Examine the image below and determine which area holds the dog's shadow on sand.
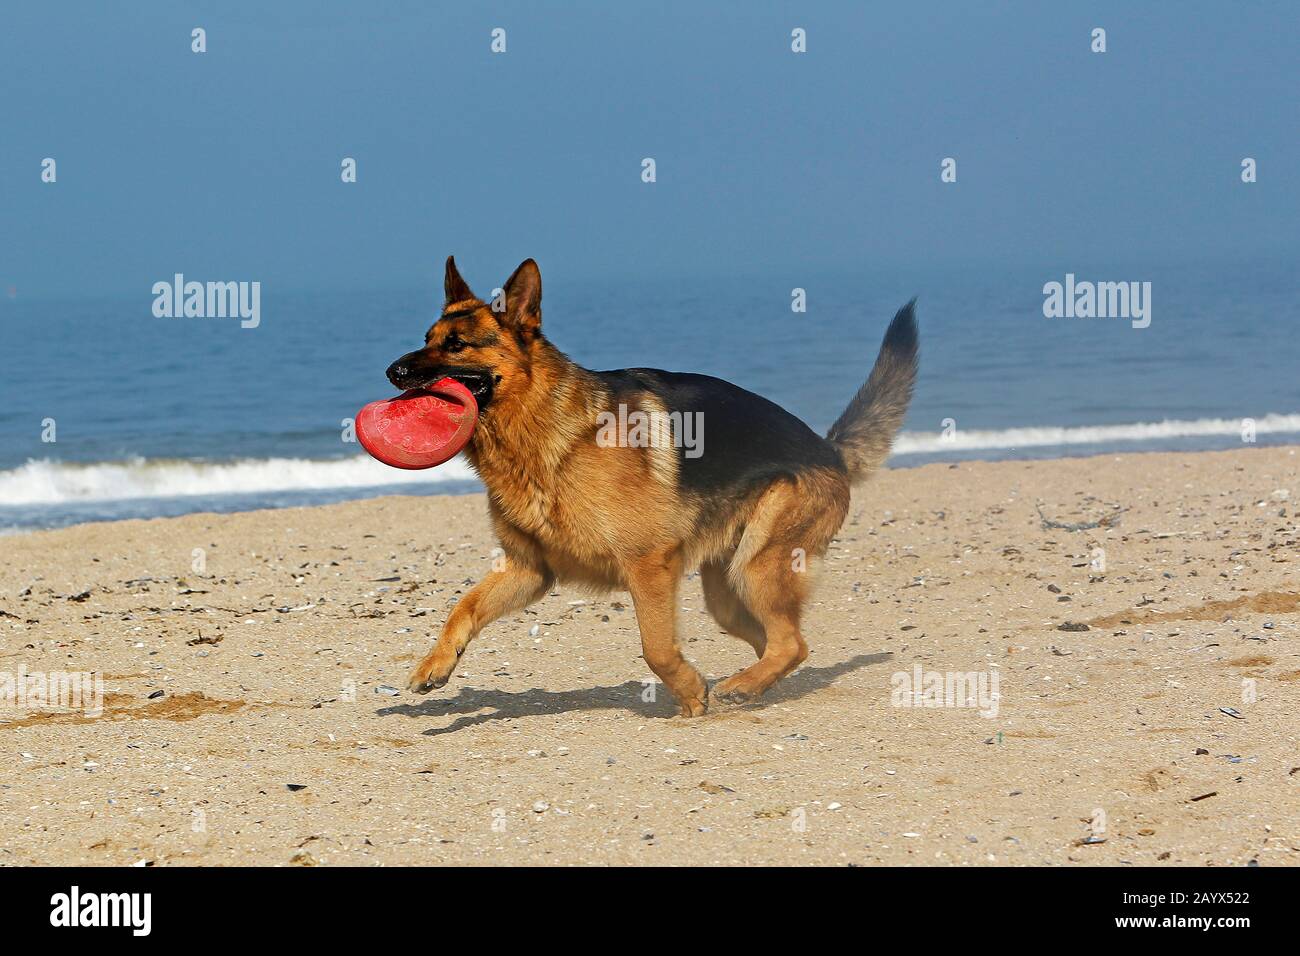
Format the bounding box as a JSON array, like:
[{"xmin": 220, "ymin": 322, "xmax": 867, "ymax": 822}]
[{"xmin": 377, "ymin": 652, "xmax": 892, "ymax": 736}]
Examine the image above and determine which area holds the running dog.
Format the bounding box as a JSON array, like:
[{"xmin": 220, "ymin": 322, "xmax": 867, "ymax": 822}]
[{"xmin": 387, "ymin": 257, "xmax": 917, "ymax": 715}]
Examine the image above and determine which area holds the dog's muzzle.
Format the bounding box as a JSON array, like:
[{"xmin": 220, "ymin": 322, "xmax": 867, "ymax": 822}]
[{"xmin": 386, "ymin": 353, "xmax": 495, "ymax": 407}]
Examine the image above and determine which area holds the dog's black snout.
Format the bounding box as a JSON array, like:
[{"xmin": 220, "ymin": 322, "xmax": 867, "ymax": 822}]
[{"xmin": 386, "ymin": 360, "xmax": 412, "ymax": 388}]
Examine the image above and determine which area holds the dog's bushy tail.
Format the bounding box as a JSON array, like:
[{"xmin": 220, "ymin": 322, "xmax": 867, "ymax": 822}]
[{"xmin": 826, "ymin": 300, "xmax": 919, "ymax": 484}]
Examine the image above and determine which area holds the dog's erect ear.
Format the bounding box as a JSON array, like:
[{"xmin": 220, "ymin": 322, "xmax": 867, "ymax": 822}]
[
  {"xmin": 501, "ymin": 258, "xmax": 542, "ymax": 339},
  {"xmin": 444, "ymin": 256, "xmax": 476, "ymax": 305}
]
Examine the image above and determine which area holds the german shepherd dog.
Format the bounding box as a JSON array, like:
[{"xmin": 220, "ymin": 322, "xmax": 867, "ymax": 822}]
[{"xmin": 387, "ymin": 258, "xmax": 918, "ymax": 715}]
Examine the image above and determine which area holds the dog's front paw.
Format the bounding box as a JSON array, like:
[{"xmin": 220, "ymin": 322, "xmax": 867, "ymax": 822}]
[
  {"xmin": 407, "ymin": 656, "xmax": 454, "ymax": 695},
  {"xmin": 406, "ymin": 674, "xmax": 446, "ymax": 695}
]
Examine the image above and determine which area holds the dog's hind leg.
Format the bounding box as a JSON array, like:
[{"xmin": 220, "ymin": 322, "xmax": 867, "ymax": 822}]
[
  {"xmin": 407, "ymin": 559, "xmax": 553, "ymax": 694},
  {"xmin": 625, "ymin": 547, "xmax": 709, "ymax": 716},
  {"xmin": 713, "ymin": 474, "xmax": 847, "ymax": 704},
  {"xmin": 700, "ymin": 559, "xmax": 766, "ymax": 659},
  {"xmin": 712, "ymin": 547, "xmax": 808, "ymax": 704}
]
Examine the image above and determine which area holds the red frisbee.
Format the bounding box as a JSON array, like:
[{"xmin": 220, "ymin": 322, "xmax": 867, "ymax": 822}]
[{"xmin": 356, "ymin": 377, "xmax": 478, "ymax": 470}]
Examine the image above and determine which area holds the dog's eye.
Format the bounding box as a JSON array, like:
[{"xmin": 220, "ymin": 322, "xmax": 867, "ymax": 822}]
[{"xmin": 443, "ymin": 334, "xmax": 467, "ymax": 353}]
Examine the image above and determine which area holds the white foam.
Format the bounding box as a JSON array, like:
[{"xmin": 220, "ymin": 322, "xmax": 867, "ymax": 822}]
[
  {"xmin": 891, "ymin": 412, "xmax": 1300, "ymax": 455},
  {"xmin": 3, "ymin": 413, "xmax": 1299, "ymax": 508},
  {"xmin": 0, "ymin": 455, "xmax": 476, "ymax": 506}
]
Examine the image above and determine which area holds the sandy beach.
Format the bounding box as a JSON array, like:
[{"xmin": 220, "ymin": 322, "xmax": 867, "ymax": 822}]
[{"xmin": 2, "ymin": 446, "xmax": 1298, "ymax": 867}]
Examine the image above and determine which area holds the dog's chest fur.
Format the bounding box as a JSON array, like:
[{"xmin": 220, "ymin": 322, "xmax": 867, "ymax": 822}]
[{"xmin": 465, "ymin": 368, "xmax": 684, "ymax": 579}]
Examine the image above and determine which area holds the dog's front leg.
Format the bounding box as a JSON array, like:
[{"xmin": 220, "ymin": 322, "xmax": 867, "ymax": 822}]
[
  {"xmin": 407, "ymin": 560, "xmax": 552, "ymax": 694},
  {"xmin": 625, "ymin": 549, "xmax": 709, "ymax": 717}
]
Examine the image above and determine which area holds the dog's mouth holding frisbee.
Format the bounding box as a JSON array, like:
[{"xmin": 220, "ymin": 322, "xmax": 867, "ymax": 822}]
[
  {"xmin": 356, "ymin": 367, "xmax": 488, "ymax": 471},
  {"xmin": 403, "ymin": 370, "xmax": 493, "ymax": 407},
  {"xmin": 385, "ymin": 359, "xmax": 496, "ymax": 407}
]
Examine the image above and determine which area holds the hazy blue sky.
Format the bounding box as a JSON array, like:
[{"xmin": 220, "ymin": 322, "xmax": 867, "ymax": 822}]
[{"xmin": 2, "ymin": 1, "xmax": 1296, "ymax": 298}]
